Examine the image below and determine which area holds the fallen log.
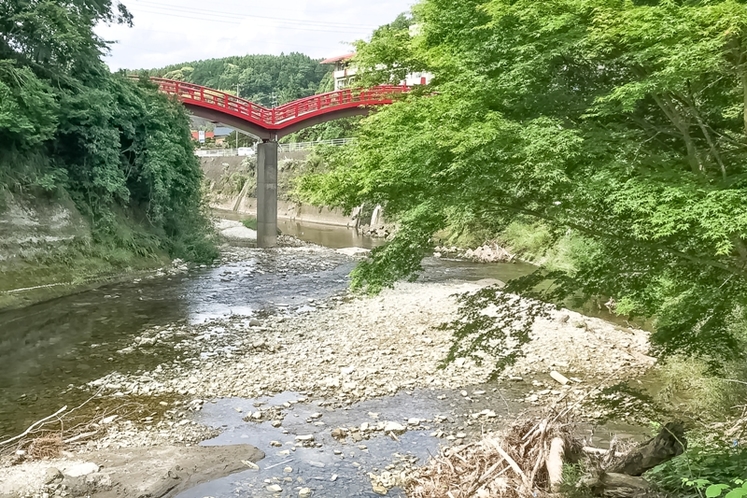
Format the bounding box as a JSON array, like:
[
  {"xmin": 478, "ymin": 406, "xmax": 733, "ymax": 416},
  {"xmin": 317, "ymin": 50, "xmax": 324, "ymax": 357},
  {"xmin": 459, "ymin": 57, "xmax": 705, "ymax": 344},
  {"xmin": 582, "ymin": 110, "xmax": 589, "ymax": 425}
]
[
  {"xmin": 585, "ymin": 422, "xmax": 686, "ymax": 497},
  {"xmin": 608, "ymin": 422, "xmax": 686, "ymax": 476}
]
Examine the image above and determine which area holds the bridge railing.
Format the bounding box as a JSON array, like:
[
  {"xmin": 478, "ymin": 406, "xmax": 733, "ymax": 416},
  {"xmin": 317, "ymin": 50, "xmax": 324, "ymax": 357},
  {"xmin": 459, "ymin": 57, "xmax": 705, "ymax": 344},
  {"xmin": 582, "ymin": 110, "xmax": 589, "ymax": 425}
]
[
  {"xmin": 273, "ymin": 85, "xmax": 409, "ymax": 124},
  {"xmin": 135, "ymin": 76, "xmax": 409, "ymax": 129},
  {"xmin": 193, "ymin": 139, "xmax": 355, "ymax": 157},
  {"xmin": 149, "ymin": 77, "xmax": 274, "ymax": 125}
]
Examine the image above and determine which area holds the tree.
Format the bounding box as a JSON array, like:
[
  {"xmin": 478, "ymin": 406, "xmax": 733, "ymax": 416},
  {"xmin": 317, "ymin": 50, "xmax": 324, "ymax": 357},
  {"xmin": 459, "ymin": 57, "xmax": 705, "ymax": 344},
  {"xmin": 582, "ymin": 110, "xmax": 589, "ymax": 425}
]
[
  {"xmin": 149, "ymin": 53, "xmax": 331, "ymax": 106},
  {"xmin": 0, "ymin": 0, "xmax": 215, "ymax": 263},
  {"xmin": 298, "ymin": 0, "xmax": 747, "ymax": 366}
]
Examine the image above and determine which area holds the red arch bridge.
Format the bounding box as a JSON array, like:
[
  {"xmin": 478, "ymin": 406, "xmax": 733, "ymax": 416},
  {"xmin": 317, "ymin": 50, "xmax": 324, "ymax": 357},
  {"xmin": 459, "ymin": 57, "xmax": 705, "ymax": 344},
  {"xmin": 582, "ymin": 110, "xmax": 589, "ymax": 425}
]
[{"xmin": 144, "ymin": 77, "xmax": 409, "ymax": 247}]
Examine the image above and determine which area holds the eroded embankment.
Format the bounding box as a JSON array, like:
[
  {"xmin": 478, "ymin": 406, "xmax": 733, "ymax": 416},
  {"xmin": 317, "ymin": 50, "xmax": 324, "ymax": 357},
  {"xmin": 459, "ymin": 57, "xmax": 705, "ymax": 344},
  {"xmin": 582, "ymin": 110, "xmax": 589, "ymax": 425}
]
[{"xmin": 0, "ymin": 193, "xmax": 169, "ymax": 311}]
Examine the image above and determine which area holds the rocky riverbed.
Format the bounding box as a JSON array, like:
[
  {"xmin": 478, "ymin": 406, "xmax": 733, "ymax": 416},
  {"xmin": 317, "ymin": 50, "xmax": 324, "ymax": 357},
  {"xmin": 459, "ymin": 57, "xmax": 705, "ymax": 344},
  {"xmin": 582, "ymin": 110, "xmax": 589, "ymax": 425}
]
[{"xmin": 0, "ymin": 240, "xmax": 656, "ymax": 498}]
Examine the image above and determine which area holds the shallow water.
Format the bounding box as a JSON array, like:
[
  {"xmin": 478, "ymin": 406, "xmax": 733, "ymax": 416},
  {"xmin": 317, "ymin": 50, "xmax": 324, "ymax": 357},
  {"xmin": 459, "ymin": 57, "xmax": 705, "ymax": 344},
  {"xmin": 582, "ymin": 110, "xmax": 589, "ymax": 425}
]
[
  {"xmin": 179, "ymin": 387, "xmax": 525, "ymax": 498},
  {"xmin": 0, "ymin": 223, "xmax": 534, "ymax": 438}
]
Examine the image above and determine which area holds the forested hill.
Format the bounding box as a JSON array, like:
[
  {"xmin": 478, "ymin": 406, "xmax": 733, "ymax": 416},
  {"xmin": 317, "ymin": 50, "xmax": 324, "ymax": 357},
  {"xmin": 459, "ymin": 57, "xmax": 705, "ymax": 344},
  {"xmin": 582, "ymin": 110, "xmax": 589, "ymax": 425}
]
[{"xmin": 149, "ymin": 53, "xmax": 332, "ymax": 107}]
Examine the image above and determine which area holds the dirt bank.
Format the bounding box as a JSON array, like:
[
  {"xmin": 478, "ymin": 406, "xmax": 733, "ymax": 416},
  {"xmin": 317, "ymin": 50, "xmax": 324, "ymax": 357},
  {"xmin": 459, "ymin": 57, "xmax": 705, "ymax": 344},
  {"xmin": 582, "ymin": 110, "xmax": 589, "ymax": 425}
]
[{"xmin": 0, "ymin": 444, "xmax": 263, "ymax": 498}]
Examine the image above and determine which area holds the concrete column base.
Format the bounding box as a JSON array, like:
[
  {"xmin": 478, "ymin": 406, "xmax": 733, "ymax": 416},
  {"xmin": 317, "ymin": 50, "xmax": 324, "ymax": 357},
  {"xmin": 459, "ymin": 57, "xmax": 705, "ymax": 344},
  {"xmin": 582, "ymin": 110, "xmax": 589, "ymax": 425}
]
[{"xmin": 256, "ymin": 141, "xmax": 278, "ymax": 248}]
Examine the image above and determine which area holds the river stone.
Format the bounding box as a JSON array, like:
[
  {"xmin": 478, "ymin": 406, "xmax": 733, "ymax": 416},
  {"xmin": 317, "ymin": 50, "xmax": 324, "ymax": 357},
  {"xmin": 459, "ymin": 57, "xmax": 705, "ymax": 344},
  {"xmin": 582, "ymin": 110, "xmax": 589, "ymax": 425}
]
[
  {"xmin": 383, "ymin": 421, "xmax": 406, "ymax": 434},
  {"xmin": 63, "ymin": 462, "xmax": 100, "ymax": 477},
  {"xmin": 43, "ymin": 467, "xmax": 63, "ymax": 484},
  {"xmin": 266, "ymin": 484, "xmax": 282, "ymax": 493},
  {"xmin": 372, "ymin": 483, "xmax": 388, "ymax": 495},
  {"xmin": 299, "ymin": 488, "xmax": 312, "ymax": 497},
  {"xmin": 295, "ymin": 434, "xmax": 314, "ymax": 442}
]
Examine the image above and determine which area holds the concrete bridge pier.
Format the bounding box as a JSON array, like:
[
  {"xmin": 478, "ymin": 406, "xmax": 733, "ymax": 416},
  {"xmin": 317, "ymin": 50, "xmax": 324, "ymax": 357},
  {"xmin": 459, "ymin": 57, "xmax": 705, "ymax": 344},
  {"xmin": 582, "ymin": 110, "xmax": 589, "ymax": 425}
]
[{"xmin": 257, "ymin": 141, "xmax": 278, "ymax": 248}]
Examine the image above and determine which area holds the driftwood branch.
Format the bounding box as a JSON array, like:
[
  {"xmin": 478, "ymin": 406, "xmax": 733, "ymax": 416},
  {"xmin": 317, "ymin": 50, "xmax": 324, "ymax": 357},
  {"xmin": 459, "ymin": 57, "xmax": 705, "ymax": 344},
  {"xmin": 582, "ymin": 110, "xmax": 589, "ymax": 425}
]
[
  {"xmin": 0, "ymin": 406, "xmax": 68, "ymax": 447},
  {"xmin": 583, "ymin": 422, "xmax": 686, "ymax": 497}
]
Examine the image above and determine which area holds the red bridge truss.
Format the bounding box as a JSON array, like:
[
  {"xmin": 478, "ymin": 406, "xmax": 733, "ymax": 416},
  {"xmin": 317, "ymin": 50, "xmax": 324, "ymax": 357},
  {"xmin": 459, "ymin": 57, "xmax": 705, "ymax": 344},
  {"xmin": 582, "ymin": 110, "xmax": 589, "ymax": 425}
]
[{"xmin": 143, "ymin": 77, "xmax": 410, "ymax": 140}]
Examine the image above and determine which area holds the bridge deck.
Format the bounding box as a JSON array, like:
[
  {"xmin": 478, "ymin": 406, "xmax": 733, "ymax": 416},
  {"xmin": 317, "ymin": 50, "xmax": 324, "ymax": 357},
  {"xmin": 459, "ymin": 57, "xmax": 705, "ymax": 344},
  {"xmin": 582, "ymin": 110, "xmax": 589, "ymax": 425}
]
[{"xmin": 145, "ymin": 77, "xmax": 408, "ymax": 138}]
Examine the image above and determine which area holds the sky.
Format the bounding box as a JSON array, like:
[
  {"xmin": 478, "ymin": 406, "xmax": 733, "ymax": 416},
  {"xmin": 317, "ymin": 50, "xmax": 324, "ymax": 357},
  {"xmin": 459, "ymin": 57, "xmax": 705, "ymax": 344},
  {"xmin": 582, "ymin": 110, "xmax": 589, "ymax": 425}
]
[{"xmin": 96, "ymin": 0, "xmax": 417, "ymax": 71}]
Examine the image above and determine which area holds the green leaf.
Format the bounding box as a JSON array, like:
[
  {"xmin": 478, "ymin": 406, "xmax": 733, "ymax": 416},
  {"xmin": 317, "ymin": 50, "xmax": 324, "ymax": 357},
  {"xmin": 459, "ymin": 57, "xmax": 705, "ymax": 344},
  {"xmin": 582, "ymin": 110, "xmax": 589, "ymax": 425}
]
[{"xmin": 707, "ymin": 484, "xmax": 729, "ymax": 497}]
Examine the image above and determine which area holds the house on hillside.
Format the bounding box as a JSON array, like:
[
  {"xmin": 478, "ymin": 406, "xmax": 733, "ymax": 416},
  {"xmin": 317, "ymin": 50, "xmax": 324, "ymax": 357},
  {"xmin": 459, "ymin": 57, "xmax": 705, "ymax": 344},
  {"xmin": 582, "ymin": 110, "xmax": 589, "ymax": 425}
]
[
  {"xmin": 190, "ymin": 126, "xmax": 234, "ymax": 145},
  {"xmin": 321, "ymin": 53, "xmax": 432, "ymax": 91},
  {"xmin": 213, "ymin": 126, "xmax": 233, "ymax": 146},
  {"xmin": 321, "ymin": 54, "xmax": 357, "ymax": 91}
]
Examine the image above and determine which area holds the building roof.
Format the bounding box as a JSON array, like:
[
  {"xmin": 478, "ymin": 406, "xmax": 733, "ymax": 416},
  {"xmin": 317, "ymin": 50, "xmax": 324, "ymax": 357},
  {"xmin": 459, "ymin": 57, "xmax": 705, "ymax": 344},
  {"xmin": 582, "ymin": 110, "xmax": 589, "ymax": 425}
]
[
  {"xmin": 320, "ymin": 53, "xmax": 355, "ymax": 64},
  {"xmin": 214, "ymin": 126, "xmax": 233, "ymax": 137}
]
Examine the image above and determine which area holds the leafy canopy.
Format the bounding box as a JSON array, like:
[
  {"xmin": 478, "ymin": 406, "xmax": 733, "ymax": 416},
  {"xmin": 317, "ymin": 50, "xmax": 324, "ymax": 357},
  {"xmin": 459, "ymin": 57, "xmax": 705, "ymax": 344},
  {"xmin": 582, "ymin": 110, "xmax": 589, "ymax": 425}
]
[
  {"xmin": 0, "ymin": 0, "xmax": 215, "ymax": 262},
  {"xmin": 298, "ymin": 0, "xmax": 747, "ymax": 366}
]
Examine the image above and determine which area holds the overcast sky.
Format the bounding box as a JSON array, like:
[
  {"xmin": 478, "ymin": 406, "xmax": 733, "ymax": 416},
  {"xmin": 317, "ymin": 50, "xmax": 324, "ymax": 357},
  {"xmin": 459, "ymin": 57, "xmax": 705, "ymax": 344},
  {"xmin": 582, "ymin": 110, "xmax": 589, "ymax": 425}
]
[{"xmin": 96, "ymin": 0, "xmax": 416, "ymax": 71}]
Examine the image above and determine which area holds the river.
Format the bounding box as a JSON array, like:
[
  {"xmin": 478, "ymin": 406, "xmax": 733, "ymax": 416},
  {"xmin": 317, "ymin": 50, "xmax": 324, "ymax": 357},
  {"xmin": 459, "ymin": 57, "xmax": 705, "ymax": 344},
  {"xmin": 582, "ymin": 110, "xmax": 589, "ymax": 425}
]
[
  {"xmin": 0, "ymin": 220, "xmax": 534, "ymax": 438},
  {"xmin": 1, "ymin": 219, "xmax": 652, "ymax": 498}
]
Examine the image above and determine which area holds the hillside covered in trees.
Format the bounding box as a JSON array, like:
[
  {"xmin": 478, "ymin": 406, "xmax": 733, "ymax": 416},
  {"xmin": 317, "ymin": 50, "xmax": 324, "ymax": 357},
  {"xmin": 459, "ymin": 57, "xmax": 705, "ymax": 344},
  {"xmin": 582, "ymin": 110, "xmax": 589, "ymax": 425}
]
[
  {"xmin": 150, "ymin": 53, "xmax": 333, "ymax": 107},
  {"xmin": 0, "ymin": 0, "xmax": 215, "ymax": 292}
]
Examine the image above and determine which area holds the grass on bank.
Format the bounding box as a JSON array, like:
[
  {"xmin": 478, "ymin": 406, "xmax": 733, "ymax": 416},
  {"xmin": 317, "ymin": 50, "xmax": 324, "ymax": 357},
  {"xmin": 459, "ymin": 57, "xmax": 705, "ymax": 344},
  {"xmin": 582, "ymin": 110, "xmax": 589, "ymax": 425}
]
[
  {"xmin": 444, "ymin": 218, "xmax": 747, "ymax": 496},
  {"xmin": 241, "ymin": 217, "xmax": 283, "ymax": 235},
  {"xmin": 241, "ymin": 217, "xmax": 258, "ymax": 230}
]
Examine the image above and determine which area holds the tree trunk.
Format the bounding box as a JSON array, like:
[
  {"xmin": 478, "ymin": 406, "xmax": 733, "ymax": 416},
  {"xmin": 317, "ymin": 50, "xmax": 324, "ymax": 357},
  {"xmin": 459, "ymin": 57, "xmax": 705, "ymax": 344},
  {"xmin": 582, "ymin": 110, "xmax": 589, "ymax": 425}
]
[
  {"xmin": 584, "ymin": 422, "xmax": 686, "ymax": 497},
  {"xmin": 608, "ymin": 422, "xmax": 687, "ymax": 476}
]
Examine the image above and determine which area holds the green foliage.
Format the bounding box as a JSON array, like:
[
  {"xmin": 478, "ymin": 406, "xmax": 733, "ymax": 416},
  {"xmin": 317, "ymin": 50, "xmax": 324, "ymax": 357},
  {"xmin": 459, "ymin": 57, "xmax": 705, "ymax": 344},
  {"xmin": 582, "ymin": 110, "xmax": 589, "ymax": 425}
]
[
  {"xmin": 349, "ymin": 202, "xmax": 443, "ymax": 293},
  {"xmin": 559, "ymin": 463, "xmax": 593, "ymax": 498},
  {"xmin": 647, "ymin": 439, "xmax": 747, "ymax": 498},
  {"xmin": 0, "ymin": 0, "xmax": 132, "ymax": 74},
  {"xmin": 500, "ymin": 221, "xmax": 554, "ymax": 262},
  {"xmin": 353, "ymin": 13, "xmax": 427, "ymax": 87},
  {"xmin": 150, "ymin": 53, "xmax": 331, "ymax": 107},
  {"xmin": 298, "ymin": 0, "xmax": 747, "ymax": 367},
  {"xmin": 0, "ymin": 0, "xmax": 216, "ymax": 265},
  {"xmin": 0, "ymin": 61, "xmax": 58, "ymax": 148},
  {"xmin": 652, "ymin": 355, "xmax": 747, "ymax": 421},
  {"xmin": 241, "ymin": 217, "xmax": 258, "ymax": 230}
]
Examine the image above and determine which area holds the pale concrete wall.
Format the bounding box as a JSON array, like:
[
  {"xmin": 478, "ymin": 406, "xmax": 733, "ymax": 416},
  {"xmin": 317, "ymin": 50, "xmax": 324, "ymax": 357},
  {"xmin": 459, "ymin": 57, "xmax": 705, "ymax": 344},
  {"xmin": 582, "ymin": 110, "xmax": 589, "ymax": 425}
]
[{"xmin": 201, "ymin": 154, "xmax": 361, "ymax": 227}]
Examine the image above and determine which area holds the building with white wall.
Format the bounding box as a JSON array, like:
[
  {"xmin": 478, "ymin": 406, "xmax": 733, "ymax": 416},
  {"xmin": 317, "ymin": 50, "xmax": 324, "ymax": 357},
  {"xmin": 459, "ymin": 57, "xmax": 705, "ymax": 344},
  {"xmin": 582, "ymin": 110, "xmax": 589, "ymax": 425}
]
[{"xmin": 321, "ymin": 53, "xmax": 432, "ymax": 90}]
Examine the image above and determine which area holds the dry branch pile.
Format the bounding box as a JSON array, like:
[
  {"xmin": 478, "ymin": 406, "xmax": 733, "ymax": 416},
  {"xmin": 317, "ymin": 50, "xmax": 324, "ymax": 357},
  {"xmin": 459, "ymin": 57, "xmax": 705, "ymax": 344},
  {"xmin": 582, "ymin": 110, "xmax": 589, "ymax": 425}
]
[
  {"xmin": 0, "ymin": 390, "xmax": 145, "ymax": 465},
  {"xmin": 407, "ymin": 418, "xmax": 580, "ymax": 498},
  {"xmin": 406, "ymin": 417, "xmax": 686, "ymax": 498}
]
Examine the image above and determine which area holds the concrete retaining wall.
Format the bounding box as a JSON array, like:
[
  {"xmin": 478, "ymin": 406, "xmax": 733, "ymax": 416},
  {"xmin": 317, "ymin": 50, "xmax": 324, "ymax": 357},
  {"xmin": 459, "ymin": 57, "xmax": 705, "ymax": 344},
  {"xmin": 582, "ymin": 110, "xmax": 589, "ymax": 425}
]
[{"xmin": 201, "ymin": 154, "xmax": 363, "ymax": 227}]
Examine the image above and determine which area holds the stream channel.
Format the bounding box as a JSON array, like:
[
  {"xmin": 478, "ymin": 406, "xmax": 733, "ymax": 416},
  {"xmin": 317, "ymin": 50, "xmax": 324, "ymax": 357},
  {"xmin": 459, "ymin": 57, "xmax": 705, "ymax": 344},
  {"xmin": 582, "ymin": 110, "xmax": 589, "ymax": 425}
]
[{"xmin": 0, "ymin": 218, "xmax": 640, "ymax": 497}]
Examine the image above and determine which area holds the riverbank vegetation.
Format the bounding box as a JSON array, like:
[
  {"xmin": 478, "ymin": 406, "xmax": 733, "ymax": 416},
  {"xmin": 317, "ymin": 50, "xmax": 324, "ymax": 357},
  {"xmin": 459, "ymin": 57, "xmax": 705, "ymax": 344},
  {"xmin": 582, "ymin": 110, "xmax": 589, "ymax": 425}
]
[
  {"xmin": 297, "ymin": 0, "xmax": 747, "ymax": 492},
  {"xmin": 298, "ymin": 0, "xmax": 747, "ymax": 368},
  {"xmin": 0, "ymin": 0, "xmax": 216, "ymax": 288}
]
